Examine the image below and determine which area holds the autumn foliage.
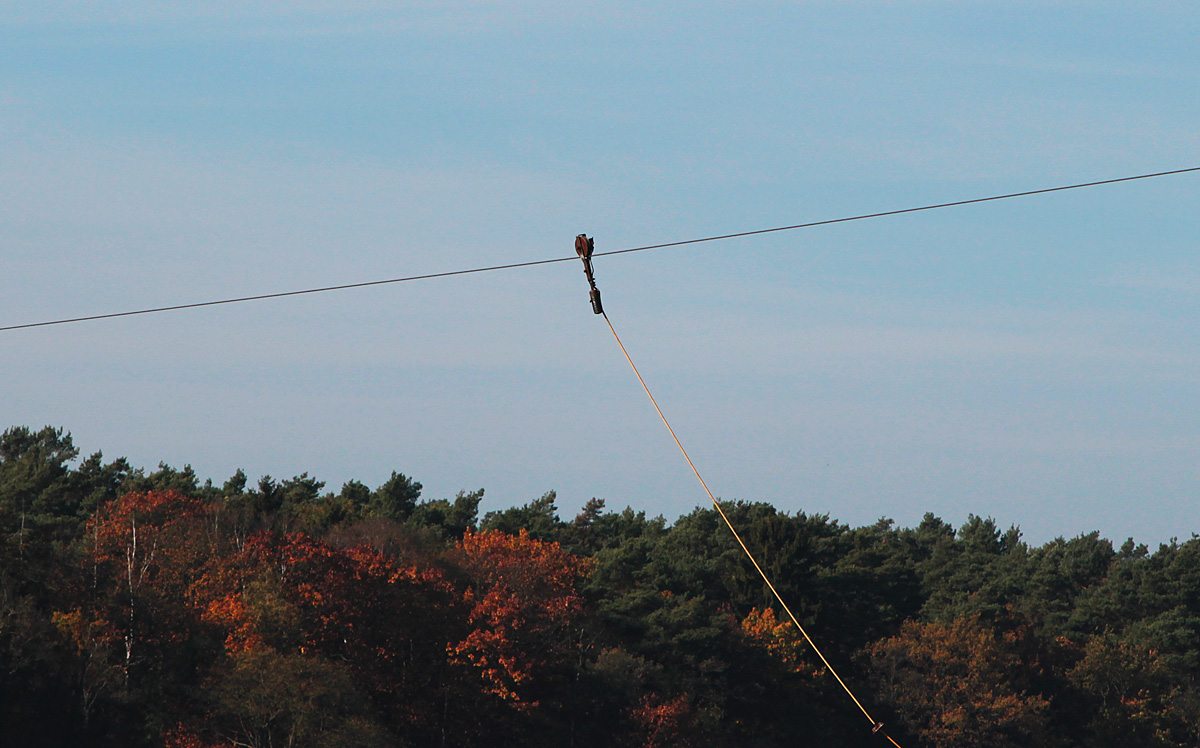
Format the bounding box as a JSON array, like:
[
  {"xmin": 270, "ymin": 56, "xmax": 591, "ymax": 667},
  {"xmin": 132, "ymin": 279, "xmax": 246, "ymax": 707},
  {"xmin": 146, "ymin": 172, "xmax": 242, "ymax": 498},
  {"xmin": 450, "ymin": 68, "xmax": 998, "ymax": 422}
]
[
  {"xmin": 7, "ymin": 427, "xmax": 1200, "ymax": 747},
  {"xmin": 628, "ymin": 693, "xmax": 697, "ymax": 748},
  {"xmin": 67, "ymin": 488, "xmax": 597, "ymax": 746},
  {"xmin": 868, "ymin": 615, "xmax": 1050, "ymax": 747},
  {"xmin": 450, "ymin": 529, "xmax": 589, "ymax": 704},
  {"xmin": 740, "ymin": 606, "xmax": 810, "ymax": 673}
]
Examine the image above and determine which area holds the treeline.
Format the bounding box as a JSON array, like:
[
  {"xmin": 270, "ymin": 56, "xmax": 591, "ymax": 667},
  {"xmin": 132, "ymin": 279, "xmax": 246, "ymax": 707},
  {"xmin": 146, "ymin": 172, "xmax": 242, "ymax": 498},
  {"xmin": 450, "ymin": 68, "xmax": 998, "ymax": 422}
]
[{"xmin": 2, "ymin": 425, "xmax": 1199, "ymax": 747}]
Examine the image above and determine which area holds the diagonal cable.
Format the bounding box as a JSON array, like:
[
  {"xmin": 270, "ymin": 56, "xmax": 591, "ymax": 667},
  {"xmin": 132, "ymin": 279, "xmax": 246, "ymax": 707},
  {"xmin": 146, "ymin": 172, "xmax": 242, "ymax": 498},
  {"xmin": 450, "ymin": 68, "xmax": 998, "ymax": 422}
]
[
  {"xmin": 597, "ymin": 165, "xmax": 1200, "ymax": 257},
  {"xmin": 600, "ymin": 309, "xmax": 904, "ymax": 747}
]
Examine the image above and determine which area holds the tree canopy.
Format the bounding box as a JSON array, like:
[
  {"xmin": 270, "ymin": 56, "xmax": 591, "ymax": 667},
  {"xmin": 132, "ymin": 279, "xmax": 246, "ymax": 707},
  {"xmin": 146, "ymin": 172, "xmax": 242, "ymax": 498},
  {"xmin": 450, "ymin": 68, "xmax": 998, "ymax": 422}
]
[{"xmin": 2, "ymin": 424, "xmax": 1199, "ymax": 747}]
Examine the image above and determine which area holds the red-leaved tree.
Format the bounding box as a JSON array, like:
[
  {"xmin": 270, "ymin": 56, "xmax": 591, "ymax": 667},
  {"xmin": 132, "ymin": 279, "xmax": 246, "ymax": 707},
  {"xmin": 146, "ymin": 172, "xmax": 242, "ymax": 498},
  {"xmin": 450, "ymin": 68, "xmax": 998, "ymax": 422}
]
[
  {"xmin": 450, "ymin": 529, "xmax": 591, "ymax": 707},
  {"xmin": 192, "ymin": 530, "xmax": 463, "ymax": 743},
  {"xmin": 87, "ymin": 490, "xmax": 217, "ymax": 686}
]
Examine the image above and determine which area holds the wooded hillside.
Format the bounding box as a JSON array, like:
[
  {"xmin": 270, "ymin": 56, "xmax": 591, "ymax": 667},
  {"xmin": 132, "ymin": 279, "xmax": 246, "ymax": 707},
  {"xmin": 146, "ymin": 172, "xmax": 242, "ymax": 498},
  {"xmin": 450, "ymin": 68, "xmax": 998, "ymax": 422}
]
[{"xmin": 2, "ymin": 426, "xmax": 1197, "ymax": 747}]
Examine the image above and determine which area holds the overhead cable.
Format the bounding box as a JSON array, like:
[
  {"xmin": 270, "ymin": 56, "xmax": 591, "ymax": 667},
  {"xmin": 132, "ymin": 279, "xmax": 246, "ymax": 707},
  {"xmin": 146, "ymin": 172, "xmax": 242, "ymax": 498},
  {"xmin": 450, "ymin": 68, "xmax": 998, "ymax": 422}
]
[
  {"xmin": 599, "ymin": 165, "xmax": 1200, "ymax": 257},
  {"xmin": 2, "ymin": 165, "xmax": 1197, "ymax": 334}
]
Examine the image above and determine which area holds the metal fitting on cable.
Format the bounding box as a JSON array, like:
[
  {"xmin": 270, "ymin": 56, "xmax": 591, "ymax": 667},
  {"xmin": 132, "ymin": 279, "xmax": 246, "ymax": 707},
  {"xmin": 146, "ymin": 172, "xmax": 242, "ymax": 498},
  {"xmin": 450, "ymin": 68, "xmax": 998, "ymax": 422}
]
[{"xmin": 575, "ymin": 234, "xmax": 603, "ymax": 314}]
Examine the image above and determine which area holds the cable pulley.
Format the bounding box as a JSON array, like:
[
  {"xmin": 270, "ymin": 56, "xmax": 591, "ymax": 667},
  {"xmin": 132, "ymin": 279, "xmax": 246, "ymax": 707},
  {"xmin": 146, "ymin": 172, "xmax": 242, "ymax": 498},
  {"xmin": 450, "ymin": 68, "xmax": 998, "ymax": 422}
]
[{"xmin": 575, "ymin": 234, "xmax": 603, "ymax": 314}]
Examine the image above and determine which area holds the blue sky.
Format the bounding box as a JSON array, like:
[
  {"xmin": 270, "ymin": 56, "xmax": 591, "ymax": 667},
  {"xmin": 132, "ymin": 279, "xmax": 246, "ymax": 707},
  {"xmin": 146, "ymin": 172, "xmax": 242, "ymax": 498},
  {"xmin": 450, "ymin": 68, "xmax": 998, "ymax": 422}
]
[{"xmin": 2, "ymin": 1, "xmax": 1198, "ymax": 546}]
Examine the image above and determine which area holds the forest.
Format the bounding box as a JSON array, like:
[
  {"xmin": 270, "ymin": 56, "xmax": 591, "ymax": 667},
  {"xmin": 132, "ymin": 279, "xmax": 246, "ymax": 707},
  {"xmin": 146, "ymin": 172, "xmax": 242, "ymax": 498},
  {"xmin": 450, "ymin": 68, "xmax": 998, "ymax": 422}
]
[{"xmin": 1, "ymin": 425, "xmax": 1198, "ymax": 747}]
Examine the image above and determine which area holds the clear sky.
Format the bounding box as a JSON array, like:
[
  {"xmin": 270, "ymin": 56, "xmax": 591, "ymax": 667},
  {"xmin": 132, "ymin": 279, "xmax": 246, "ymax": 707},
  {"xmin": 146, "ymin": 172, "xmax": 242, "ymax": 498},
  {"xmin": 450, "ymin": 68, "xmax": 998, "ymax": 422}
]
[{"xmin": 2, "ymin": 1, "xmax": 1198, "ymax": 547}]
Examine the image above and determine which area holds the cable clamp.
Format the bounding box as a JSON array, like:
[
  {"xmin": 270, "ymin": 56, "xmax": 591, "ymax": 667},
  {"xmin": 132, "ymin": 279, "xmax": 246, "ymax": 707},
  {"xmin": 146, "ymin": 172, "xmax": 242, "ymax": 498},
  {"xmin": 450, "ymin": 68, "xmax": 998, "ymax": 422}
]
[{"xmin": 575, "ymin": 234, "xmax": 603, "ymax": 314}]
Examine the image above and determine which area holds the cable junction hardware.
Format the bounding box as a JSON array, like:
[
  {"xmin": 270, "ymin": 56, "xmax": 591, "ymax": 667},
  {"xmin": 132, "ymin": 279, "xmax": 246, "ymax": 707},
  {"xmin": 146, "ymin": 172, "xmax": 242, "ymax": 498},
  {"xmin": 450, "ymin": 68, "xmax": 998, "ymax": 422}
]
[{"xmin": 575, "ymin": 234, "xmax": 603, "ymax": 314}]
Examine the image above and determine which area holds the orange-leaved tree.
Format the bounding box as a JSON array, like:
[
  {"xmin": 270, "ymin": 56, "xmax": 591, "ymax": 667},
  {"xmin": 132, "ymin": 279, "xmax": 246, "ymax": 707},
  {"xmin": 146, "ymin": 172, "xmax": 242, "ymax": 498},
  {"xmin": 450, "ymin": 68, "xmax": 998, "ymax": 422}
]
[
  {"xmin": 87, "ymin": 489, "xmax": 217, "ymax": 686},
  {"xmin": 192, "ymin": 530, "xmax": 463, "ymax": 744},
  {"xmin": 740, "ymin": 606, "xmax": 811, "ymax": 673},
  {"xmin": 626, "ymin": 693, "xmax": 696, "ymax": 748},
  {"xmin": 867, "ymin": 614, "xmax": 1050, "ymax": 748},
  {"xmin": 450, "ymin": 529, "xmax": 591, "ymax": 707}
]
